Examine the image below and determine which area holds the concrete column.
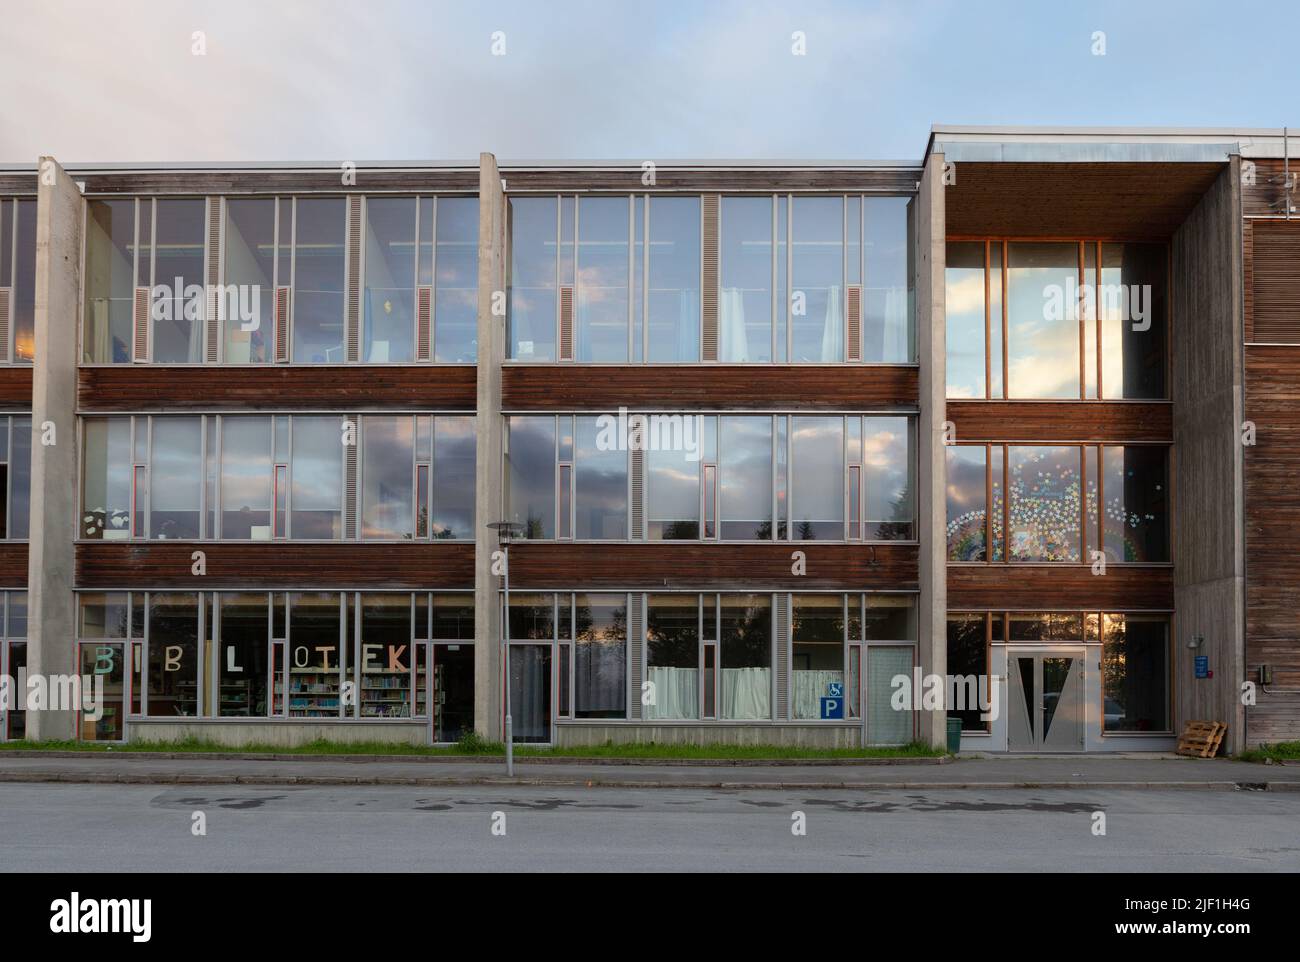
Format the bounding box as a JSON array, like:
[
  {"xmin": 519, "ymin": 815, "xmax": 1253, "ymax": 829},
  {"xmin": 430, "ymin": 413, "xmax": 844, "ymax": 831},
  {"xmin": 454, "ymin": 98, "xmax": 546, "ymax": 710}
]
[
  {"xmin": 28, "ymin": 157, "xmax": 82, "ymax": 741},
  {"xmin": 914, "ymin": 152, "xmax": 947, "ymax": 748},
  {"xmin": 473, "ymin": 153, "xmax": 507, "ymax": 740}
]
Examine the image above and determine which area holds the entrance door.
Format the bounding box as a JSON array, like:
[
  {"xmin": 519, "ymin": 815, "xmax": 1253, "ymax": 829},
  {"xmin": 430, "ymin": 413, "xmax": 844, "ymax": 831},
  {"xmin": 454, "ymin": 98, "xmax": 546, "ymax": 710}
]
[{"xmin": 1007, "ymin": 649, "xmax": 1085, "ymax": 752}]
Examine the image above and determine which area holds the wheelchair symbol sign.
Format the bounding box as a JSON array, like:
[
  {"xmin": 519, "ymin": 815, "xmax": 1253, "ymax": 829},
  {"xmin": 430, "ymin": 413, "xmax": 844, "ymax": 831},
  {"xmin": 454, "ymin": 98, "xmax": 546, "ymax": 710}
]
[{"xmin": 827, "ymin": 682, "xmax": 843, "ymax": 698}]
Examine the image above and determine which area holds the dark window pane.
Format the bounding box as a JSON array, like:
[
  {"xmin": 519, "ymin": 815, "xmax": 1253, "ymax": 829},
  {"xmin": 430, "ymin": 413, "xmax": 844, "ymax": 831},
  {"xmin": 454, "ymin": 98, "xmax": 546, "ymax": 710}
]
[
  {"xmin": 792, "ymin": 595, "xmax": 844, "ymax": 719},
  {"xmin": 574, "ymin": 416, "xmax": 626, "ymax": 539},
  {"xmin": 288, "ymin": 592, "xmax": 341, "ymax": 717},
  {"xmin": 946, "ymin": 445, "xmax": 986, "ymax": 561},
  {"xmin": 219, "ymin": 592, "xmax": 268, "ymax": 716},
  {"xmin": 431, "ymin": 416, "xmax": 475, "ymax": 539},
  {"xmin": 361, "ymin": 416, "xmax": 414, "ymax": 539},
  {"xmin": 720, "ymin": 593, "xmax": 770, "ymax": 719},
  {"xmin": 947, "ymin": 615, "xmax": 987, "ymax": 732},
  {"xmin": 151, "ymin": 199, "xmax": 206, "ymax": 363},
  {"xmin": 1103, "ymin": 615, "xmax": 1169, "ymax": 732},
  {"xmin": 1102, "ymin": 446, "xmax": 1169, "ymax": 562},
  {"xmin": 147, "ymin": 592, "xmax": 200, "ymax": 717},
  {"xmin": 507, "ymin": 416, "xmax": 555, "ymax": 539},
  {"xmin": 574, "ymin": 593, "xmax": 626, "ymax": 719},
  {"xmin": 1101, "ymin": 243, "xmax": 1167, "ymax": 400},
  {"xmin": 1008, "ymin": 446, "xmax": 1081, "ymax": 562}
]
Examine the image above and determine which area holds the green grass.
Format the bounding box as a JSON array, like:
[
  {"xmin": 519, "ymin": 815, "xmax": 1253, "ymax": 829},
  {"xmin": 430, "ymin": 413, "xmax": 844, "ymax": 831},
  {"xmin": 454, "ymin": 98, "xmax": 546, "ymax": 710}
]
[
  {"xmin": 0, "ymin": 734, "xmax": 942, "ymax": 761},
  {"xmin": 1237, "ymin": 741, "xmax": 1300, "ymax": 764}
]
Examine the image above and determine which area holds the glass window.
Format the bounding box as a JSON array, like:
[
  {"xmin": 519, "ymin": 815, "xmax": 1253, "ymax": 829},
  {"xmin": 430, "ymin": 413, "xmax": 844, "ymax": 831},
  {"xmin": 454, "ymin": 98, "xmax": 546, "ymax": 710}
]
[
  {"xmin": 863, "ymin": 595, "xmax": 917, "ymax": 640},
  {"xmin": 1101, "ymin": 446, "xmax": 1169, "ymax": 563},
  {"xmin": 5, "ymin": 200, "xmax": 36, "ymax": 362},
  {"xmin": 719, "ymin": 416, "xmax": 771, "ymax": 540},
  {"xmin": 646, "ymin": 196, "xmax": 700, "ymax": 362},
  {"xmin": 288, "ymin": 592, "xmax": 342, "ymax": 717},
  {"xmin": 945, "ymin": 241, "xmax": 986, "ymax": 398},
  {"xmin": 361, "ymin": 416, "xmax": 414, "ymax": 539},
  {"xmin": 1101, "ymin": 244, "xmax": 1167, "ymax": 400},
  {"xmin": 79, "ymin": 641, "xmax": 125, "ymax": 740},
  {"xmin": 575, "ymin": 197, "xmax": 629, "ymax": 361},
  {"xmin": 646, "ymin": 594, "xmax": 698, "ymax": 720},
  {"xmin": 431, "ymin": 593, "xmax": 475, "ymax": 639},
  {"xmin": 506, "ymin": 416, "xmax": 555, "ymax": 539},
  {"xmin": 362, "ymin": 197, "xmax": 416, "ymax": 363},
  {"xmin": 574, "ymin": 593, "xmax": 626, "ymax": 719},
  {"xmin": 83, "ymin": 199, "xmax": 136, "ymax": 363},
  {"xmin": 433, "ymin": 196, "xmax": 478, "ymax": 362},
  {"xmin": 792, "ymin": 595, "xmax": 844, "ymax": 720},
  {"xmin": 1006, "ymin": 243, "xmax": 1080, "ymax": 399},
  {"xmin": 509, "ymin": 644, "xmax": 551, "ymax": 743},
  {"xmin": 292, "ymin": 198, "xmax": 346, "ymax": 362},
  {"xmin": 864, "ymin": 416, "xmax": 913, "ymax": 539},
  {"xmin": 791, "ymin": 197, "xmax": 844, "ymax": 363},
  {"xmin": 151, "ymin": 199, "xmax": 206, "ymax": 363},
  {"xmin": 81, "ymin": 417, "xmax": 132, "ymax": 540},
  {"xmin": 791, "ymin": 416, "xmax": 843, "ymax": 540},
  {"xmin": 866, "ymin": 646, "xmax": 913, "ymax": 745},
  {"xmin": 220, "ymin": 417, "xmax": 272, "ymax": 540},
  {"xmin": 78, "ymin": 591, "xmax": 130, "ymax": 638},
  {"xmin": 508, "ymin": 197, "xmax": 557, "ymax": 361},
  {"xmin": 218, "ymin": 592, "xmax": 268, "ymax": 717},
  {"xmin": 574, "ymin": 416, "xmax": 626, "ymax": 539},
  {"xmin": 223, "ymin": 198, "xmax": 275, "ymax": 363},
  {"xmin": 946, "ymin": 445, "xmax": 987, "ymax": 561},
  {"xmin": 863, "ymin": 197, "xmax": 914, "ymax": 363},
  {"xmin": 508, "ymin": 593, "xmax": 555, "ymax": 641},
  {"xmin": 720, "ymin": 594, "xmax": 770, "ymax": 720},
  {"xmin": 947, "ymin": 614, "xmax": 987, "ymax": 732},
  {"xmin": 147, "ymin": 592, "xmax": 200, "ymax": 717},
  {"xmin": 150, "ymin": 417, "xmax": 202, "ymax": 539},
  {"xmin": 290, "ymin": 416, "xmax": 343, "ymax": 539},
  {"xmin": 431, "ymin": 416, "xmax": 475, "ymax": 539},
  {"xmin": 1008, "ymin": 446, "xmax": 1081, "ymax": 562},
  {"xmin": 720, "ymin": 196, "xmax": 772, "ymax": 362},
  {"xmin": 358, "ymin": 594, "xmax": 412, "ymax": 718},
  {"xmin": 1103, "ymin": 614, "xmax": 1169, "ymax": 732},
  {"xmin": 646, "ymin": 442, "xmax": 698, "ymax": 540}
]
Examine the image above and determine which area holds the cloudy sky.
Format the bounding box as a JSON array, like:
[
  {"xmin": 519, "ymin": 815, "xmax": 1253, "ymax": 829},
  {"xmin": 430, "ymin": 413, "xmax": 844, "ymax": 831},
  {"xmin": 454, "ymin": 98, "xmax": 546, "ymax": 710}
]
[{"xmin": 0, "ymin": 0, "xmax": 1293, "ymax": 164}]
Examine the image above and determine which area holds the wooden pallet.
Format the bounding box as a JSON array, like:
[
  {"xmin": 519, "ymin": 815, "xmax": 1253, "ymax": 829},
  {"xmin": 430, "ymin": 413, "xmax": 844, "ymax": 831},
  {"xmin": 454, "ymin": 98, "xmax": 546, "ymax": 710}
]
[{"xmin": 1176, "ymin": 721, "xmax": 1226, "ymax": 758}]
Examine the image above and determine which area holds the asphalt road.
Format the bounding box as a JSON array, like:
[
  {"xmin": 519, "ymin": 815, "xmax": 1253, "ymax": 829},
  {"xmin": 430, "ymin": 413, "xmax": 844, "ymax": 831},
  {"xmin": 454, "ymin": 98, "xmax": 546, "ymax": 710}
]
[{"xmin": 1, "ymin": 783, "xmax": 1298, "ymax": 872}]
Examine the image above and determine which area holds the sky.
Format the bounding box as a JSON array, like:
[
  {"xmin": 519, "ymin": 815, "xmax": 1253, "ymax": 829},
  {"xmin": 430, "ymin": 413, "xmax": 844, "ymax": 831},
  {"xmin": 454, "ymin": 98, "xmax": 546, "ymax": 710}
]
[{"xmin": 0, "ymin": 0, "xmax": 1295, "ymax": 164}]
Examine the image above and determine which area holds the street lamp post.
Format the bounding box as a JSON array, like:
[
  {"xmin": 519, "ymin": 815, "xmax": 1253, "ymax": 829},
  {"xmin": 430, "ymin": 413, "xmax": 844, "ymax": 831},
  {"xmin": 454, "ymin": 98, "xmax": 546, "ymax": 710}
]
[{"xmin": 488, "ymin": 521, "xmax": 524, "ymax": 776}]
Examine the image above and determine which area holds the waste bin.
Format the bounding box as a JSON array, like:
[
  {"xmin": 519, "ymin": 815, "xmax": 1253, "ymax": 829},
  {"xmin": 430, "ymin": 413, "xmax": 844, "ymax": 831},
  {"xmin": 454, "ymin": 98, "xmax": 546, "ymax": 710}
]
[{"xmin": 945, "ymin": 716, "xmax": 962, "ymax": 754}]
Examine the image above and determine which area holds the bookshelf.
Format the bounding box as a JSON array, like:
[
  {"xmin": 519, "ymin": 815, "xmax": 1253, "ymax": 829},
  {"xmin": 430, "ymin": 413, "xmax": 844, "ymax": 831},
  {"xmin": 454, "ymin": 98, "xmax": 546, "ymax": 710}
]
[
  {"xmin": 289, "ymin": 669, "xmax": 340, "ymax": 717},
  {"xmin": 361, "ymin": 669, "xmax": 411, "ymax": 718}
]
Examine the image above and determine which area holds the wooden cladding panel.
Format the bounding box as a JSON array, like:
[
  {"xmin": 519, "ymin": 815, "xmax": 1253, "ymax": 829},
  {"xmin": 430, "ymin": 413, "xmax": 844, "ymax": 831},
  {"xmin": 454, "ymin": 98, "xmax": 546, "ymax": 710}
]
[
  {"xmin": 0, "ymin": 543, "xmax": 28, "ymax": 587},
  {"xmin": 0, "ymin": 288, "xmax": 10, "ymax": 361},
  {"xmin": 1244, "ymin": 346, "xmax": 1300, "ymax": 736},
  {"xmin": 558, "ymin": 286, "xmax": 574, "ymax": 360},
  {"xmin": 845, "ymin": 285, "xmax": 862, "ymax": 362},
  {"xmin": 0, "ymin": 366, "xmax": 32, "ymax": 407},
  {"xmin": 416, "ymin": 286, "xmax": 433, "ymax": 360},
  {"xmin": 75, "ymin": 541, "xmax": 473, "ymax": 590},
  {"xmin": 1241, "ymin": 158, "xmax": 1298, "ymax": 219},
  {"xmin": 508, "ymin": 542, "xmax": 918, "ymax": 591},
  {"xmin": 78, "ymin": 365, "xmax": 476, "ymax": 411},
  {"xmin": 946, "ymin": 401, "xmax": 1172, "ymax": 442},
  {"xmin": 945, "ymin": 162, "xmax": 1224, "ymax": 239},
  {"xmin": 947, "ymin": 565, "xmax": 1173, "ymax": 610},
  {"xmin": 1249, "ymin": 221, "xmax": 1300, "ymax": 343},
  {"xmin": 503, "ymin": 364, "xmax": 918, "ymax": 410},
  {"xmin": 132, "ymin": 287, "xmax": 150, "ymax": 361}
]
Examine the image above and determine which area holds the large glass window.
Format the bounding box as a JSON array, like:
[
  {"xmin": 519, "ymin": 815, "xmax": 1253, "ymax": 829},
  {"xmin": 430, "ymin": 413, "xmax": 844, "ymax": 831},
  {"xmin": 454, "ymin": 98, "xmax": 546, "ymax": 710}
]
[
  {"xmin": 646, "ymin": 442, "xmax": 698, "ymax": 540},
  {"xmin": 150, "ymin": 417, "xmax": 202, "ymax": 539},
  {"xmin": 147, "ymin": 593, "xmax": 200, "ymax": 717},
  {"xmin": 1101, "ymin": 244, "xmax": 1167, "ymax": 400},
  {"xmin": 1, "ymin": 198, "xmax": 37, "ymax": 362},
  {"xmin": 83, "ymin": 199, "xmax": 136, "ymax": 363},
  {"xmin": 362, "ymin": 197, "xmax": 416, "ymax": 363},
  {"xmin": 1007, "ymin": 243, "xmax": 1080, "ymax": 399},
  {"xmin": 645, "ymin": 196, "xmax": 700, "ymax": 362},
  {"xmin": 719, "ymin": 416, "xmax": 771, "ymax": 540},
  {"xmin": 508, "ymin": 197, "xmax": 558, "ymax": 361},
  {"xmin": 1100, "ymin": 445, "xmax": 1168, "ymax": 563},
  {"xmin": 150, "ymin": 199, "xmax": 207, "ymax": 363},
  {"xmin": 430, "ymin": 415, "xmax": 475, "ymax": 539},
  {"xmin": 433, "ymin": 197, "xmax": 478, "ymax": 362},
  {"xmin": 1008, "ymin": 446, "xmax": 1081, "ymax": 562},
  {"xmin": 358, "ymin": 594, "xmax": 412, "ymax": 717},
  {"xmin": 864, "ymin": 197, "xmax": 914, "ymax": 363},
  {"xmin": 290, "ymin": 416, "xmax": 344, "ymax": 539},
  {"xmin": 574, "ymin": 593, "xmax": 626, "ymax": 718},
  {"xmin": 361, "ymin": 415, "xmax": 414, "ymax": 539},
  {"xmin": 288, "ymin": 592, "xmax": 342, "ymax": 717},
  {"xmin": 81, "ymin": 417, "xmax": 132, "ymax": 539},
  {"xmin": 217, "ymin": 592, "xmax": 268, "ymax": 717},
  {"xmin": 575, "ymin": 416, "xmax": 627, "ymax": 539},
  {"xmin": 864, "ymin": 416, "xmax": 914, "ymax": 539},
  {"xmin": 1102, "ymin": 614, "xmax": 1170, "ymax": 732},
  {"xmin": 292, "ymin": 198, "xmax": 346, "ymax": 362},
  {"xmin": 791, "ymin": 416, "xmax": 843, "ymax": 540},
  {"xmin": 945, "ymin": 241, "xmax": 986, "ymax": 398},
  {"xmin": 220, "ymin": 416, "xmax": 272, "ymax": 539},
  {"xmin": 946, "ymin": 614, "xmax": 988, "ymax": 732},
  {"xmin": 222, "ymin": 198, "xmax": 275, "ymax": 363},
  {"xmin": 719, "ymin": 196, "xmax": 774, "ymax": 362},
  {"xmin": 792, "ymin": 595, "xmax": 844, "ymax": 719},
  {"xmin": 576, "ymin": 197, "xmax": 630, "ymax": 362},
  {"xmin": 790, "ymin": 196, "xmax": 845, "ymax": 362},
  {"xmin": 720, "ymin": 594, "xmax": 770, "ymax": 720},
  {"xmin": 646, "ymin": 594, "xmax": 698, "ymax": 720},
  {"xmin": 946, "ymin": 445, "xmax": 987, "ymax": 561},
  {"xmin": 506, "ymin": 416, "xmax": 556, "ymax": 539}
]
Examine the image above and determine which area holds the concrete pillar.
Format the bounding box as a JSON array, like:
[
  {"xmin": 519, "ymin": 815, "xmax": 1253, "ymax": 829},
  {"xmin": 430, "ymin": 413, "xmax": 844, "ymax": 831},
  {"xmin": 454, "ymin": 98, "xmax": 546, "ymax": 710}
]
[
  {"xmin": 473, "ymin": 153, "xmax": 507, "ymax": 740},
  {"xmin": 915, "ymin": 152, "xmax": 947, "ymax": 748},
  {"xmin": 27, "ymin": 157, "xmax": 82, "ymax": 741}
]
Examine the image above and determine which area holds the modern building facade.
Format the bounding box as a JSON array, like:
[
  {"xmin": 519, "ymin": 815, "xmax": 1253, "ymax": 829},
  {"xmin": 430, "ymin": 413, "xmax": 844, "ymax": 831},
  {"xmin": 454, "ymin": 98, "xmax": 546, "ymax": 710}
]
[{"xmin": 0, "ymin": 126, "xmax": 1296, "ymax": 754}]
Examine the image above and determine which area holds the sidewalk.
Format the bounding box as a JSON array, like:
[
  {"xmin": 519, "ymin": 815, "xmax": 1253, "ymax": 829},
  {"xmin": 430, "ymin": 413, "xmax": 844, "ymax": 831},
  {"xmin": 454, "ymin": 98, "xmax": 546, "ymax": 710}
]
[{"xmin": 0, "ymin": 752, "xmax": 1296, "ymax": 790}]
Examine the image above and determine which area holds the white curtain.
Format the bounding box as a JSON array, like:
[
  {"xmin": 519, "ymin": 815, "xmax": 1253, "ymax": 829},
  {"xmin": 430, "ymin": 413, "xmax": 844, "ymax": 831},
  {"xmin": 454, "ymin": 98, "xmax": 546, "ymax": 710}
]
[
  {"xmin": 645, "ymin": 666, "xmax": 698, "ymax": 720},
  {"xmin": 819, "ymin": 284, "xmax": 843, "ymax": 362},
  {"xmin": 793, "ymin": 669, "xmax": 844, "ymax": 720},
  {"xmin": 720, "ymin": 288, "xmax": 748, "ymax": 362},
  {"xmin": 721, "ymin": 667, "xmax": 770, "ymax": 719}
]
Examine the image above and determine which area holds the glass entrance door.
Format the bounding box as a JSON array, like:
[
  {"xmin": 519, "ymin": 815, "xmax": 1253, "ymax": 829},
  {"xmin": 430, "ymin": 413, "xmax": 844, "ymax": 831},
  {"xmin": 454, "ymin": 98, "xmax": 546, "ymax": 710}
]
[{"xmin": 1008, "ymin": 649, "xmax": 1085, "ymax": 752}]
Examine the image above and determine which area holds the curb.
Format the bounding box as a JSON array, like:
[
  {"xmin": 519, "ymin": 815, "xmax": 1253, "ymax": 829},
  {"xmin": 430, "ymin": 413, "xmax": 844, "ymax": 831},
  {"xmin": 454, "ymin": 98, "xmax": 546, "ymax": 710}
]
[{"xmin": 2, "ymin": 771, "xmax": 1297, "ymax": 791}]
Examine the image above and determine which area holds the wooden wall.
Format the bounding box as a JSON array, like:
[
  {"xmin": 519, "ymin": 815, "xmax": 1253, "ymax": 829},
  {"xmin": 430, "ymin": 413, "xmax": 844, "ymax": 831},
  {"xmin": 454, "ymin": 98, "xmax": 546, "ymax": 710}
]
[
  {"xmin": 948, "ymin": 565, "xmax": 1173, "ymax": 611},
  {"xmin": 946, "ymin": 401, "xmax": 1171, "ymax": 442}
]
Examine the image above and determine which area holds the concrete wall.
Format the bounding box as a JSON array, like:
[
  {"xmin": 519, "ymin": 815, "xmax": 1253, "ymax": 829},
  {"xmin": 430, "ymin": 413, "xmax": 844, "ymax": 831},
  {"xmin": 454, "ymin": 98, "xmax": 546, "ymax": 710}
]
[
  {"xmin": 915, "ymin": 152, "xmax": 947, "ymax": 747},
  {"xmin": 1170, "ymin": 161, "xmax": 1246, "ymax": 753},
  {"xmin": 27, "ymin": 157, "xmax": 82, "ymax": 741},
  {"xmin": 129, "ymin": 719, "xmax": 429, "ymax": 748},
  {"xmin": 553, "ymin": 724, "xmax": 880, "ymax": 749},
  {"xmin": 473, "ymin": 153, "xmax": 507, "ymax": 740}
]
